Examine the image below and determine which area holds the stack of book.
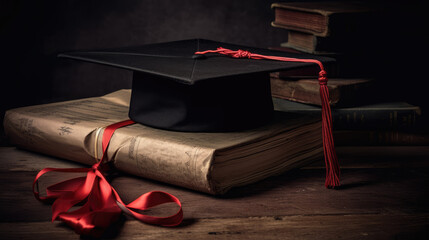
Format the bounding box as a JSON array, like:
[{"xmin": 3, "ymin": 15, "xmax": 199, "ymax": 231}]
[
  {"xmin": 271, "ymin": 1, "xmax": 377, "ymax": 54},
  {"xmin": 270, "ymin": 1, "xmax": 427, "ymax": 146},
  {"xmin": 270, "ymin": 1, "xmax": 379, "ymax": 102}
]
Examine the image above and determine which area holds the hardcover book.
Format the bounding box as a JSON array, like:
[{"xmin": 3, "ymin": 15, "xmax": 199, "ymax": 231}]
[
  {"xmin": 334, "ymin": 129, "xmax": 429, "ymax": 146},
  {"xmin": 271, "ymin": 1, "xmax": 377, "ymax": 37},
  {"xmin": 281, "ymin": 30, "xmax": 349, "ymax": 54},
  {"xmin": 271, "ymin": 77, "xmax": 373, "ymax": 107},
  {"xmin": 273, "ymin": 98, "xmax": 422, "ymax": 130},
  {"xmin": 4, "ymin": 90, "xmax": 323, "ymax": 195}
]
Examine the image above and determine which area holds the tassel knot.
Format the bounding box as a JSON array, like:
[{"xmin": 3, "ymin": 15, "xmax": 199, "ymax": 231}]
[
  {"xmin": 233, "ymin": 49, "xmax": 252, "ymax": 58},
  {"xmin": 318, "ymin": 70, "xmax": 328, "ymax": 85}
]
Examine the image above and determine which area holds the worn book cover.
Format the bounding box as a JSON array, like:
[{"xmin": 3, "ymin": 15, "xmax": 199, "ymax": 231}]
[
  {"xmin": 4, "ymin": 90, "xmax": 323, "ymax": 194},
  {"xmin": 274, "ymin": 98, "xmax": 422, "ymax": 130},
  {"xmin": 280, "ymin": 30, "xmax": 363, "ymax": 54},
  {"xmin": 271, "ymin": 77, "xmax": 373, "ymax": 107},
  {"xmin": 271, "ymin": 1, "xmax": 377, "ymax": 37},
  {"xmin": 334, "ymin": 129, "xmax": 429, "ymax": 146}
]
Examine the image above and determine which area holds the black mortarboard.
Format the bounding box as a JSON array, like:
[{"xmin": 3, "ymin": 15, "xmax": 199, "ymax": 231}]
[{"xmin": 59, "ymin": 39, "xmax": 334, "ymax": 132}]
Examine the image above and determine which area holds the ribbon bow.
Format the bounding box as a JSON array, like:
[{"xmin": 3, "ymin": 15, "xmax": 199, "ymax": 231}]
[
  {"xmin": 33, "ymin": 120, "xmax": 183, "ymax": 236},
  {"xmin": 195, "ymin": 47, "xmax": 340, "ymax": 188}
]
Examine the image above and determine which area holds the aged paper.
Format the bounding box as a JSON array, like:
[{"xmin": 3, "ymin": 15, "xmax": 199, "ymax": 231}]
[{"xmin": 4, "ymin": 90, "xmax": 322, "ymax": 194}]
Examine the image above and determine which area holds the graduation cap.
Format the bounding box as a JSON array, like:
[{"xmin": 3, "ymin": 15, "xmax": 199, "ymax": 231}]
[
  {"xmin": 58, "ymin": 39, "xmax": 334, "ymax": 132},
  {"xmin": 59, "ymin": 39, "xmax": 339, "ymax": 188}
]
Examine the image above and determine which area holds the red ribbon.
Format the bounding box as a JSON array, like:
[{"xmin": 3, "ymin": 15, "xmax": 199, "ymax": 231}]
[
  {"xmin": 33, "ymin": 120, "xmax": 183, "ymax": 236},
  {"xmin": 195, "ymin": 47, "xmax": 340, "ymax": 188}
]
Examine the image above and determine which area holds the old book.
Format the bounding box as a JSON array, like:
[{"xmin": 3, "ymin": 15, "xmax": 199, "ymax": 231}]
[
  {"xmin": 271, "ymin": 1, "xmax": 380, "ymax": 77},
  {"xmin": 334, "ymin": 129, "xmax": 429, "ymax": 146},
  {"xmin": 3, "ymin": 90, "xmax": 323, "ymax": 195},
  {"xmin": 281, "ymin": 30, "xmax": 346, "ymax": 54},
  {"xmin": 271, "ymin": 77, "xmax": 373, "ymax": 107},
  {"xmin": 271, "ymin": 1, "xmax": 376, "ymax": 37},
  {"xmin": 273, "ymin": 98, "xmax": 422, "ymax": 130}
]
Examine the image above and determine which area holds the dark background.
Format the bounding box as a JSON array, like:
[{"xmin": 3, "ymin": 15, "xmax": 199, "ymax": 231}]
[{"xmin": 1, "ymin": 0, "xmax": 428, "ymax": 134}]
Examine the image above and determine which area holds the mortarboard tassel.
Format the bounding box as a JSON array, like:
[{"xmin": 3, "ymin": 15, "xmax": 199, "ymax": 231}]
[
  {"xmin": 195, "ymin": 47, "xmax": 340, "ymax": 188},
  {"xmin": 33, "ymin": 120, "xmax": 183, "ymax": 237}
]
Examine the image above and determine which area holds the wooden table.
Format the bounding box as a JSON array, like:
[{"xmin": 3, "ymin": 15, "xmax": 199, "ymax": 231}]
[{"xmin": 0, "ymin": 146, "xmax": 428, "ymax": 239}]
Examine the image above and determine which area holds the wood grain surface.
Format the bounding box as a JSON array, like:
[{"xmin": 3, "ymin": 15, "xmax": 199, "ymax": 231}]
[{"xmin": 0, "ymin": 146, "xmax": 428, "ymax": 239}]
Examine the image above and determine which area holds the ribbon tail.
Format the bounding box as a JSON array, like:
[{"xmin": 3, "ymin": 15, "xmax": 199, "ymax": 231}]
[
  {"xmin": 57, "ymin": 175, "xmax": 122, "ymax": 236},
  {"xmin": 33, "ymin": 167, "xmax": 91, "ymax": 201},
  {"xmin": 115, "ymin": 190, "xmax": 183, "ymax": 227},
  {"xmin": 45, "ymin": 176, "xmax": 87, "ymax": 200},
  {"xmin": 51, "ymin": 171, "xmax": 97, "ymax": 221}
]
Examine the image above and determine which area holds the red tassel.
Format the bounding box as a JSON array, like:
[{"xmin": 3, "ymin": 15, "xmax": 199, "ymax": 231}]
[
  {"xmin": 195, "ymin": 48, "xmax": 341, "ymax": 188},
  {"xmin": 318, "ymin": 70, "xmax": 340, "ymax": 188}
]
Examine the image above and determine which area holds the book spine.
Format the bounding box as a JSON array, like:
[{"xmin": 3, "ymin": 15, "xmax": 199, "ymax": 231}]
[
  {"xmin": 331, "ymin": 108, "xmax": 420, "ymax": 130},
  {"xmin": 271, "ymin": 78, "xmax": 337, "ymax": 106},
  {"xmin": 334, "ymin": 130, "xmax": 429, "ymax": 146},
  {"xmin": 273, "ymin": 98, "xmax": 421, "ymax": 130},
  {"xmin": 271, "ymin": 8, "xmax": 329, "ymax": 37},
  {"xmin": 271, "ymin": 78, "xmax": 374, "ymax": 107},
  {"xmin": 285, "ymin": 31, "xmax": 345, "ymax": 54}
]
